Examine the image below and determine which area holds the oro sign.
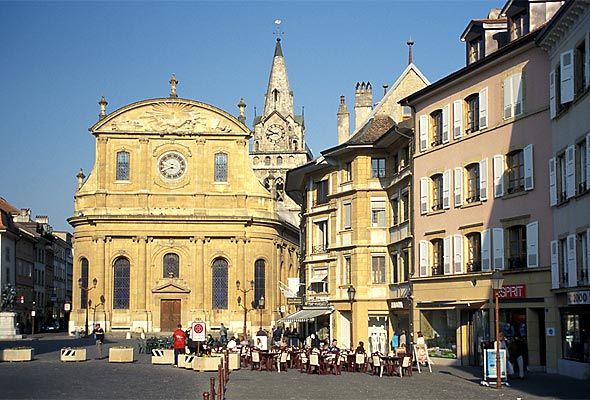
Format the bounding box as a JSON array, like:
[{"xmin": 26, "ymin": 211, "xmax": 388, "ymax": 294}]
[{"xmin": 190, "ymin": 321, "xmax": 206, "ymax": 341}]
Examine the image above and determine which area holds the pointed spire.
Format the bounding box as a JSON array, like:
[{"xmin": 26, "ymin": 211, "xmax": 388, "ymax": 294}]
[
  {"xmin": 407, "ymin": 37, "xmax": 415, "ymax": 65},
  {"xmin": 274, "ymin": 38, "xmax": 283, "ymax": 57},
  {"xmin": 263, "ymin": 38, "xmax": 294, "ymax": 118}
]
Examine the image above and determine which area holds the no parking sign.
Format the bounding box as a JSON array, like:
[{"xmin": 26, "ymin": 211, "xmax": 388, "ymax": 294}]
[{"xmin": 190, "ymin": 321, "xmax": 206, "ymax": 341}]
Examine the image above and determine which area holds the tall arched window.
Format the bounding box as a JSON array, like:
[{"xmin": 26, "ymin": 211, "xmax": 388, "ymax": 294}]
[
  {"xmin": 163, "ymin": 253, "xmax": 179, "ymax": 278},
  {"xmin": 116, "ymin": 151, "xmax": 130, "ymax": 181},
  {"xmin": 113, "ymin": 257, "xmax": 130, "ymax": 309},
  {"xmin": 80, "ymin": 258, "xmax": 88, "ymax": 309},
  {"xmin": 254, "ymin": 259, "xmax": 266, "ymax": 308},
  {"xmin": 212, "ymin": 258, "xmax": 228, "ymax": 309},
  {"xmin": 214, "ymin": 153, "xmax": 228, "ymax": 182}
]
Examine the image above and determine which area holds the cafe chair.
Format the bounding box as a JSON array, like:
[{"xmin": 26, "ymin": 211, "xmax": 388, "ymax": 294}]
[
  {"xmin": 278, "ymin": 351, "xmax": 289, "ymax": 373},
  {"xmin": 299, "ymin": 352, "xmax": 309, "ymax": 373},
  {"xmin": 308, "ymin": 353, "xmax": 322, "ymax": 375},
  {"xmin": 251, "ymin": 350, "xmax": 261, "ymax": 370},
  {"xmin": 401, "ymin": 356, "xmax": 412, "ymax": 377},
  {"xmin": 355, "ymin": 353, "xmax": 368, "ymax": 373},
  {"xmin": 371, "ymin": 354, "xmax": 384, "ymax": 377}
]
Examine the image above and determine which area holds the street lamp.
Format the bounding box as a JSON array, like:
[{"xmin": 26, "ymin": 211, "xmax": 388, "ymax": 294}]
[
  {"xmin": 490, "ymin": 270, "xmax": 504, "ymax": 389},
  {"xmin": 347, "ymin": 285, "xmax": 356, "ymax": 350},
  {"xmin": 78, "ymin": 277, "xmax": 97, "ymax": 337},
  {"xmin": 91, "ymin": 295, "xmax": 106, "ymax": 330},
  {"xmin": 258, "ymin": 296, "xmax": 265, "ymax": 330},
  {"xmin": 236, "ymin": 280, "xmax": 255, "ymax": 338}
]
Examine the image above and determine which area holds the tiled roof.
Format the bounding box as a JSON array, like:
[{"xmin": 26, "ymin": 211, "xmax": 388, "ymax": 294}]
[
  {"xmin": 0, "ymin": 196, "xmax": 19, "ymax": 214},
  {"xmin": 346, "ymin": 115, "xmax": 395, "ymax": 145}
]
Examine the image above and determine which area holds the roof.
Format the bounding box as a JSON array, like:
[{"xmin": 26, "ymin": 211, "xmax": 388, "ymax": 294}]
[
  {"xmin": 460, "ymin": 18, "xmax": 508, "ymax": 41},
  {"xmin": 0, "ymin": 197, "xmax": 19, "ymax": 214},
  {"xmin": 536, "ymin": 0, "xmax": 585, "ymax": 47},
  {"xmin": 346, "ymin": 115, "xmax": 395, "ymax": 145}
]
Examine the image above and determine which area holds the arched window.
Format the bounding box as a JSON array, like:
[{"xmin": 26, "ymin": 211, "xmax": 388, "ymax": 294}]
[
  {"xmin": 212, "ymin": 258, "xmax": 228, "ymax": 309},
  {"xmin": 254, "ymin": 141, "xmax": 260, "ymax": 152},
  {"xmin": 292, "ymin": 140, "xmax": 298, "ymax": 151},
  {"xmin": 80, "ymin": 258, "xmax": 88, "ymax": 309},
  {"xmin": 214, "ymin": 153, "xmax": 228, "ymax": 182},
  {"xmin": 277, "ymin": 156, "xmax": 283, "ymax": 166},
  {"xmin": 116, "ymin": 151, "xmax": 130, "ymax": 181},
  {"xmin": 113, "ymin": 257, "xmax": 130, "ymax": 309},
  {"xmin": 253, "ymin": 156, "xmax": 259, "ymax": 165},
  {"xmin": 163, "ymin": 253, "xmax": 179, "ymax": 278},
  {"xmin": 264, "ymin": 156, "xmax": 271, "ymax": 166},
  {"xmin": 254, "ymin": 259, "xmax": 266, "ymax": 308}
]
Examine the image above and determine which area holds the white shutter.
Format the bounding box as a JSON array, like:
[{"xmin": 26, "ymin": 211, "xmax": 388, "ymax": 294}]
[
  {"xmin": 443, "ymin": 236, "xmax": 452, "ymax": 275},
  {"xmin": 526, "ymin": 221, "xmax": 538, "ymax": 268},
  {"xmin": 419, "ymin": 240, "xmax": 429, "ymax": 277},
  {"xmin": 549, "ymin": 158, "xmax": 557, "ymax": 206},
  {"xmin": 453, "ymin": 234, "xmax": 463, "ymax": 274},
  {"xmin": 585, "ymin": 32, "xmax": 590, "ymax": 90},
  {"xmin": 566, "ymin": 145, "xmax": 576, "ymax": 199},
  {"xmin": 442, "ymin": 169, "xmax": 451, "ymax": 209},
  {"xmin": 479, "ymin": 158, "xmax": 488, "ymax": 201},
  {"xmin": 513, "ymin": 73, "xmax": 523, "ymax": 116},
  {"xmin": 503, "ymin": 76, "xmax": 512, "ymax": 119},
  {"xmin": 420, "ymin": 177, "xmax": 429, "ymax": 215},
  {"xmin": 454, "ymin": 167, "xmax": 463, "ymax": 207},
  {"xmin": 524, "ymin": 144, "xmax": 534, "ymax": 190},
  {"xmin": 453, "ymin": 100, "xmax": 463, "ymax": 139},
  {"xmin": 442, "ymin": 104, "xmax": 450, "ymax": 143},
  {"xmin": 551, "ymin": 240, "xmax": 559, "ymax": 289},
  {"xmin": 479, "ymin": 87, "xmax": 488, "ymax": 129},
  {"xmin": 493, "ymin": 228, "xmax": 504, "ymax": 270},
  {"xmin": 482, "ymin": 229, "xmax": 491, "ymax": 272},
  {"xmin": 586, "ymin": 132, "xmax": 590, "ymax": 191},
  {"xmin": 561, "ymin": 50, "xmax": 574, "ymax": 104},
  {"xmin": 567, "ymin": 234, "xmax": 577, "ymax": 287},
  {"xmin": 493, "ymin": 155, "xmax": 505, "ymax": 198},
  {"xmin": 419, "ymin": 115, "xmax": 429, "ymax": 152},
  {"xmin": 549, "ymin": 70, "xmax": 556, "ymax": 119}
]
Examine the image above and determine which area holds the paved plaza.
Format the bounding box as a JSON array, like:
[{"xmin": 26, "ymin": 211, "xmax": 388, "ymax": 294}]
[{"xmin": 1, "ymin": 336, "xmax": 589, "ymax": 399}]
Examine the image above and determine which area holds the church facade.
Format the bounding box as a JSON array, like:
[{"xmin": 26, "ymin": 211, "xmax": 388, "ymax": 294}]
[{"xmin": 69, "ymin": 41, "xmax": 306, "ymax": 334}]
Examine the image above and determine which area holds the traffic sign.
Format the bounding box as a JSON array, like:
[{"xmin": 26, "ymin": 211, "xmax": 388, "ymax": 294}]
[{"xmin": 190, "ymin": 321, "xmax": 206, "ymax": 341}]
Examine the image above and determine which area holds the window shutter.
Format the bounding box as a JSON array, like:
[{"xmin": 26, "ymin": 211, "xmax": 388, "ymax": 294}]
[
  {"xmin": 482, "ymin": 229, "xmax": 491, "ymax": 271},
  {"xmin": 549, "ymin": 158, "xmax": 557, "ymax": 206},
  {"xmin": 586, "ymin": 132, "xmax": 590, "ymax": 190},
  {"xmin": 442, "ymin": 169, "xmax": 451, "ymax": 209},
  {"xmin": 454, "ymin": 167, "xmax": 463, "ymax": 207},
  {"xmin": 587, "ymin": 229, "xmax": 590, "ymax": 284},
  {"xmin": 567, "ymin": 234, "xmax": 577, "ymax": 287},
  {"xmin": 453, "ymin": 234, "xmax": 463, "ymax": 274},
  {"xmin": 419, "ymin": 115, "xmax": 429, "ymax": 152},
  {"xmin": 566, "ymin": 145, "xmax": 576, "ymax": 199},
  {"xmin": 493, "ymin": 155, "xmax": 505, "ymax": 198},
  {"xmin": 585, "ymin": 32, "xmax": 590, "ymax": 90},
  {"xmin": 551, "ymin": 240, "xmax": 559, "ymax": 289},
  {"xmin": 524, "ymin": 144, "xmax": 534, "ymax": 190},
  {"xmin": 419, "ymin": 240, "xmax": 429, "ymax": 277},
  {"xmin": 443, "ymin": 236, "xmax": 452, "ymax": 275},
  {"xmin": 513, "ymin": 73, "xmax": 523, "ymax": 116},
  {"xmin": 560, "ymin": 50, "xmax": 574, "ymax": 104},
  {"xmin": 453, "ymin": 100, "xmax": 463, "ymax": 139},
  {"xmin": 549, "ymin": 71, "xmax": 556, "ymax": 119},
  {"xmin": 503, "ymin": 76, "xmax": 512, "ymax": 119},
  {"xmin": 420, "ymin": 177, "xmax": 429, "ymax": 215},
  {"xmin": 493, "ymin": 228, "xmax": 504, "ymax": 270},
  {"xmin": 479, "ymin": 87, "xmax": 488, "ymax": 129},
  {"xmin": 479, "ymin": 158, "xmax": 488, "ymax": 201},
  {"xmin": 526, "ymin": 221, "xmax": 538, "ymax": 268},
  {"xmin": 442, "ymin": 104, "xmax": 450, "ymax": 143}
]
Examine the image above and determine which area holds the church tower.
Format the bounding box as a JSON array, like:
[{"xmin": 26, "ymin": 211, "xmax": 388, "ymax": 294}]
[{"xmin": 251, "ymin": 38, "xmax": 311, "ymax": 219}]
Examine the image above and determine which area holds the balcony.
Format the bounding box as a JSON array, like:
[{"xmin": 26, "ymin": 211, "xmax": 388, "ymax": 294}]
[
  {"xmin": 506, "ymin": 185, "xmax": 524, "ymax": 195},
  {"xmin": 313, "ymin": 196, "xmax": 329, "ymax": 207},
  {"xmin": 431, "ymin": 264, "xmax": 444, "ymax": 276},
  {"xmin": 389, "ymin": 220, "xmax": 410, "ymax": 244},
  {"xmin": 311, "ymin": 244, "xmax": 328, "ymax": 255},
  {"xmin": 465, "ymin": 194, "xmax": 480, "ymax": 204}
]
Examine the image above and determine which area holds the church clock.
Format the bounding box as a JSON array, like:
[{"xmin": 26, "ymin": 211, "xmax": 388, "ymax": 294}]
[
  {"xmin": 266, "ymin": 124, "xmax": 285, "ymax": 144},
  {"xmin": 158, "ymin": 151, "xmax": 187, "ymax": 180}
]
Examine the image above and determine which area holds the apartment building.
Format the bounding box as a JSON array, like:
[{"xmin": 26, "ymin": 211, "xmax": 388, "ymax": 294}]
[
  {"xmin": 538, "ymin": 0, "xmax": 590, "ymax": 379},
  {"xmin": 401, "ymin": 1, "xmax": 561, "ymax": 368}
]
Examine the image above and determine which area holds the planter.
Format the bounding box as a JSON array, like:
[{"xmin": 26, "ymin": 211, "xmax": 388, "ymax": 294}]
[
  {"xmin": 60, "ymin": 348, "xmax": 86, "ymax": 362},
  {"xmin": 178, "ymin": 354, "xmax": 196, "ymax": 369},
  {"xmin": 151, "ymin": 348, "xmax": 174, "ymax": 365},
  {"xmin": 1, "ymin": 347, "xmax": 33, "ymax": 362},
  {"xmin": 193, "ymin": 356, "xmax": 223, "ymax": 372},
  {"xmin": 109, "ymin": 347, "xmax": 134, "ymax": 363},
  {"xmin": 212, "ymin": 352, "xmax": 240, "ymax": 370}
]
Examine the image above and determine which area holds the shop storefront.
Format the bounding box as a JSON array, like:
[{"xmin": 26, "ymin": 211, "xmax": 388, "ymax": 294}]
[{"xmin": 555, "ymin": 290, "xmax": 590, "ymax": 379}]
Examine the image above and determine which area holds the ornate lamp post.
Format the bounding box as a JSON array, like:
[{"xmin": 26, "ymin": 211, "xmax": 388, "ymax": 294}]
[
  {"xmin": 490, "ymin": 270, "xmax": 504, "ymax": 389},
  {"xmin": 258, "ymin": 296, "xmax": 265, "ymax": 330},
  {"xmin": 347, "ymin": 285, "xmax": 356, "ymax": 350},
  {"xmin": 236, "ymin": 280, "xmax": 255, "ymax": 338},
  {"xmin": 78, "ymin": 277, "xmax": 97, "ymax": 337}
]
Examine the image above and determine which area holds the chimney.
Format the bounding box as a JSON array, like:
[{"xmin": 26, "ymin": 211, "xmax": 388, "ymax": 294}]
[
  {"xmin": 13, "ymin": 208, "xmax": 31, "ymax": 223},
  {"xmin": 35, "ymin": 215, "xmax": 49, "ymax": 224},
  {"xmin": 337, "ymin": 95, "xmax": 350, "ymax": 144},
  {"xmin": 354, "ymin": 81, "xmax": 372, "ymax": 130}
]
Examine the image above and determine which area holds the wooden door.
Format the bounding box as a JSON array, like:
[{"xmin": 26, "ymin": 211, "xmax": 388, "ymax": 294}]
[{"xmin": 160, "ymin": 299, "xmax": 181, "ymax": 332}]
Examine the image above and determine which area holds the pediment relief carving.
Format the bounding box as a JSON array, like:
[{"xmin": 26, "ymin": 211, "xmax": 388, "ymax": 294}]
[{"xmin": 152, "ymin": 279, "xmax": 191, "ymax": 294}]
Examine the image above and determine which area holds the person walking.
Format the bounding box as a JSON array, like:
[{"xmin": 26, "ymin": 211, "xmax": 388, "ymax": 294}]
[
  {"xmin": 219, "ymin": 323, "xmax": 228, "ymax": 345},
  {"xmin": 173, "ymin": 324, "xmax": 187, "ymax": 367},
  {"xmin": 92, "ymin": 323, "xmax": 105, "ymax": 359}
]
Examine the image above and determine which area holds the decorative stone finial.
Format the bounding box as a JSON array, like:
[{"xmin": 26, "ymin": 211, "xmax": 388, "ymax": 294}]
[
  {"xmin": 169, "ymin": 74, "xmax": 178, "ymax": 98},
  {"xmin": 407, "ymin": 37, "xmax": 414, "ymax": 65},
  {"xmin": 76, "ymin": 168, "xmax": 86, "ymax": 190},
  {"xmin": 383, "ymin": 83, "xmax": 389, "ymax": 96},
  {"xmin": 238, "ymin": 98, "xmax": 247, "ymax": 124},
  {"xmin": 98, "ymin": 96, "xmax": 108, "ymax": 120}
]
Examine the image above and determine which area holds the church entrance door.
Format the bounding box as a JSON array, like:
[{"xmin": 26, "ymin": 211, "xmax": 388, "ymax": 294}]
[{"xmin": 160, "ymin": 299, "xmax": 181, "ymax": 332}]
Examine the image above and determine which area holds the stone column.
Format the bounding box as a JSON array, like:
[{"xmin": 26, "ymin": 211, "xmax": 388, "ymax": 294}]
[
  {"xmin": 94, "ymin": 236, "xmax": 106, "ymax": 301},
  {"xmin": 196, "ymin": 237, "xmax": 205, "ymax": 310},
  {"xmin": 135, "ymin": 236, "xmax": 147, "ymax": 310}
]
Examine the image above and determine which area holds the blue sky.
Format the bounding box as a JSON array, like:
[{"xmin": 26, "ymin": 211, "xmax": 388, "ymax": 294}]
[{"xmin": 0, "ymin": 0, "xmax": 498, "ymax": 231}]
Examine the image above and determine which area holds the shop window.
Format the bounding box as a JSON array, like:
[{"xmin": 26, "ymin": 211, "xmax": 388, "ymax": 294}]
[
  {"xmin": 254, "ymin": 259, "xmax": 265, "ymax": 308},
  {"xmin": 562, "ymin": 313, "xmax": 590, "ymax": 362},
  {"xmin": 113, "ymin": 257, "xmax": 130, "ymax": 309},
  {"xmin": 466, "ymin": 232, "xmax": 482, "ymax": 272},
  {"xmin": 212, "ymin": 258, "xmax": 228, "ymax": 309},
  {"xmin": 368, "ymin": 315, "xmax": 389, "ymax": 354},
  {"xmin": 431, "ymin": 239, "xmax": 444, "ymax": 276},
  {"xmin": 507, "ymin": 225, "xmax": 527, "ymax": 269},
  {"xmin": 163, "ymin": 253, "xmax": 179, "ymax": 278},
  {"xmin": 420, "ymin": 310, "xmax": 457, "ymax": 359}
]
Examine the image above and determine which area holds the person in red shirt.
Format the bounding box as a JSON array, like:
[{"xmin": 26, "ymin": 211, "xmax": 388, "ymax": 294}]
[{"xmin": 173, "ymin": 324, "xmax": 187, "ymax": 367}]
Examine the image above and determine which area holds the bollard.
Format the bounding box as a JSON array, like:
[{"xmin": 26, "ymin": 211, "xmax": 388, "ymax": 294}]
[
  {"xmin": 218, "ymin": 364, "xmax": 224, "ymax": 400},
  {"xmin": 203, "ymin": 392, "xmax": 210, "ymax": 400},
  {"xmin": 209, "ymin": 376, "xmax": 216, "ymax": 399}
]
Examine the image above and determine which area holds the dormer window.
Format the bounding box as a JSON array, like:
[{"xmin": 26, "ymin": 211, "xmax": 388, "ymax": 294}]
[
  {"xmin": 510, "ymin": 11, "xmax": 529, "ymax": 40},
  {"xmin": 468, "ymin": 36, "xmax": 484, "ymax": 63}
]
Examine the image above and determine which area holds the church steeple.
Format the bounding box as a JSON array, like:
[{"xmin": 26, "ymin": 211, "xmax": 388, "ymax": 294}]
[{"xmin": 263, "ymin": 38, "xmax": 294, "ymax": 119}]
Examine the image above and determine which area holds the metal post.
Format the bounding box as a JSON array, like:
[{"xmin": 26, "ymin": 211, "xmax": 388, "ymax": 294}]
[
  {"xmin": 209, "ymin": 376, "xmax": 215, "ymax": 399},
  {"xmin": 349, "ymin": 300, "xmax": 354, "ymax": 350},
  {"xmin": 85, "ymin": 300, "xmax": 90, "ymax": 337},
  {"xmin": 495, "ymin": 289, "xmax": 501, "ymax": 389},
  {"xmin": 203, "ymin": 392, "xmax": 210, "ymax": 400}
]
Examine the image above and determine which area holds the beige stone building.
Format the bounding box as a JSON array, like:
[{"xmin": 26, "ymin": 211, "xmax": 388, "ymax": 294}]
[
  {"xmin": 286, "ymin": 60, "xmax": 428, "ymax": 349},
  {"xmin": 69, "ymin": 42, "xmax": 306, "ymax": 334}
]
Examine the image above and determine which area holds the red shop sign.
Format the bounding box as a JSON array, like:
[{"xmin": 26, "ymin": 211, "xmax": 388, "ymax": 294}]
[{"xmin": 498, "ymin": 284, "xmax": 526, "ymax": 299}]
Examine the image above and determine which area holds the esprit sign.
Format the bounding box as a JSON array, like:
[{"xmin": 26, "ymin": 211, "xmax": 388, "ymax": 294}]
[
  {"xmin": 498, "ymin": 284, "xmax": 526, "ymax": 299},
  {"xmin": 567, "ymin": 290, "xmax": 590, "ymax": 305}
]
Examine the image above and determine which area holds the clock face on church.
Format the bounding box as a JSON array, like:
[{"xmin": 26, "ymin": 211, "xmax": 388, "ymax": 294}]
[
  {"xmin": 158, "ymin": 151, "xmax": 187, "ymax": 180},
  {"xmin": 266, "ymin": 124, "xmax": 285, "ymax": 144}
]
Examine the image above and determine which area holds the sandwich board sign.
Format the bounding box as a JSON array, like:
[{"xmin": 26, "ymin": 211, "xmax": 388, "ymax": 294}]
[{"xmin": 482, "ymin": 349, "xmax": 508, "ymax": 386}]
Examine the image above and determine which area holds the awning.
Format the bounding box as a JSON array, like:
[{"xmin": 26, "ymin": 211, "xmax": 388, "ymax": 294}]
[
  {"xmin": 416, "ymin": 299, "xmax": 488, "ymax": 309},
  {"xmin": 279, "ymin": 308, "xmax": 332, "ymax": 323},
  {"xmin": 309, "ymin": 270, "xmax": 328, "ymax": 283}
]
